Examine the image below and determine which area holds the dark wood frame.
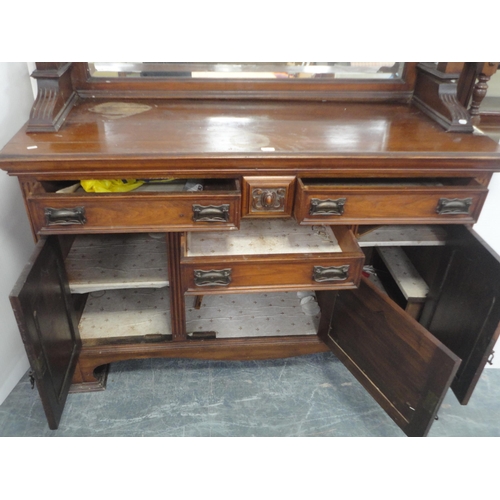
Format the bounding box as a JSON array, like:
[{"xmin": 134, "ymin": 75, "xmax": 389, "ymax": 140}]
[
  {"xmin": 71, "ymin": 62, "xmax": 418, "ymax": 101},
  {"xmin": 27, "ymin": 62, "xmax": 499, "ymax": 135},
  {"xmin": 27, "ymin": 62, "xmax": 418, "ymax": 133}
]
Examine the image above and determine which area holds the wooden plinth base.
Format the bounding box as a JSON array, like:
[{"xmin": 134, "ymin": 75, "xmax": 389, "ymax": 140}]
[{"xmin": 70, "ymin": 335, "xmax": 329, "ymax": 393}]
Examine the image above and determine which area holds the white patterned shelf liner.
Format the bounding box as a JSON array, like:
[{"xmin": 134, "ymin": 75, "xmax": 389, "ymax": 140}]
[
  {"xmin": 376, "ymin": 247, "xmax": 429, "ymax": 301},
  {"xmin": 79, "ymin": 288, "xmax": 172, "ymax": 339},
  {"xmin": 358, "ymin": 225, "xmax": 448, "ymax": 247},
  {"xmin": 186, "ymin": 219, "xmax": 341, "ymax": 257},
  {"xmin": 65, "ymin": 234, "xmax": 168, "ymax": 293},
  {"xmin": 186, "ymin": 292, "xmax": 319, "ymax": 337},
  {"xmin": 79, "ymin": 289, "xmax": 319, "ymax": 340}
]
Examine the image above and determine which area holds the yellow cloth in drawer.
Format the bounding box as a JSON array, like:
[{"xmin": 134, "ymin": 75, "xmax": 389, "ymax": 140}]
[{"xmin": 80, "ymin": 179, "xmax": 144, "ymax": 192}]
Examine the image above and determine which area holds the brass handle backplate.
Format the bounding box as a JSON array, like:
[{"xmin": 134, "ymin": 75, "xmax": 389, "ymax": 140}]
[
  {"xmin": 194, "ymin": 269, "xmax": 232, "ymax": 287},
  {"xmin": 44, "ymin": 207, "xmax": 86, "ymax": 225},
  {"xmin": 192, "ymin": 204, "xmax": 230, "ymax": 222},
  {"xmin": 436, "ymin": 198, "xmax": 472, "ymax": 215},
  {"xmin": 313, "ymin": 265, "xmax": 350, "ymax": 282},
  {"xmin": 309, "ymin": 198, "xmax": 346, "ymax": 216}
]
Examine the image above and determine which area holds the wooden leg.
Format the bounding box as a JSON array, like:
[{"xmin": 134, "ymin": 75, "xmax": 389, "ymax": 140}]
[
  {"xmin": 194, "ymin": 295, "xmax": 204, "ymax": 309},
  {"xmin": 69, "ymin": 359, "xmax": 108, "ymax": 393}
]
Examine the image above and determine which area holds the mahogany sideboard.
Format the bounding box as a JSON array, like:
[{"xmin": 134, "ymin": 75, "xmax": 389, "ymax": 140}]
[{"xmin": 1, "ymin": 62, "xmax": 500, "ymax": 436}]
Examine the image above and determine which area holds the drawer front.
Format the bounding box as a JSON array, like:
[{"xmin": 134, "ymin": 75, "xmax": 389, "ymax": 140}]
[
  {"xmin": 181, "ymin": 225, "xmax": 364, "ymax": 293},
  {"xmin": 294, "ymin": 179, "xmax": 488, "ymax": 225},
  {"xmin": 182, "ymin": 256, "xmax": 364, "ymax": 294},
  {"xmin": 242, "ymin": 176, "xmax": 296, "ymax": 218},
  {"xmin": 28, "ymin": 190, "xmax": 241, "ymax": 234}
]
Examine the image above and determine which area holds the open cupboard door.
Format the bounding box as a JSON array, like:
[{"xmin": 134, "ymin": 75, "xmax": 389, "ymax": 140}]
[
  {"xmin": 319, "ymin": 277, "xmax": 461, "ymax": 437},
  {"xmin": 10, "ymin": 236, "xmax": 81, "ymax": 430},
  {"xmin": 419, "ymin": 226, "xmax": 500, "ymax": 404}
]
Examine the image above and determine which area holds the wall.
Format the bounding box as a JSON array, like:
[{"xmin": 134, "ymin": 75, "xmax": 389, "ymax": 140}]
[
  {"xmin": 486, "ymin": 70, "xmax": 500, "ymax": 97},
  {"xmin": 473, "ymin": 174, "xmax": 500, "ymax": 368},
  {"xmin": 0, "ymin": 63, "xmax": 35, "ymax": 404}
]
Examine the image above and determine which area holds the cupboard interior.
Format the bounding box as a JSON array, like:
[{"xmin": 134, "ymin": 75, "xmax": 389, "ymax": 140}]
[
  {"xmin": 62, "ymin": 223, "xmax": 459, "ymax": 348},
  {"xmin": 65, "ymin": 219, "xmax": 334, "ymax": 346}
]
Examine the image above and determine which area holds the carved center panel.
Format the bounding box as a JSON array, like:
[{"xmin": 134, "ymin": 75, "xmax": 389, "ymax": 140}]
[
  {"xmin": 242, "ymin": 176, "xmax": 295, "ymax": 218},
  {"xmin": 252, "ymin": 187, "xmax": 287, "ymax": 212}
]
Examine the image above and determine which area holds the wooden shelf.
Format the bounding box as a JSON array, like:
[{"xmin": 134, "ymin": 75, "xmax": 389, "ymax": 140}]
[
  {"xmin": 79, "ymin": 289, "xmax": 319, "ymax": 342},
  {"xmin": 65, "ymin": 234, "xmax": 169, "ymax": 293},
  {"xmin": 357, "ymin": 225, "xmax": 448, "ymax": 247}
]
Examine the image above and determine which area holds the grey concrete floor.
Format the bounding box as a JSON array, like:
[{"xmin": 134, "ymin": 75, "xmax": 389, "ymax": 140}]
[{"xmin": 0, "ymin": 352, "xmax": 499, "ymax": 437}]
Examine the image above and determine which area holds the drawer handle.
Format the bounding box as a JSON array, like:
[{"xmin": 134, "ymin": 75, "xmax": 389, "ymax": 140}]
[
  {"xmin": 192, "ymin": 204, "xmax": 230, "ymax": 222},
  {"xmin": 436, "ymin": 198, "xmax": 472, "ymax": 215},
  {"xmin": 310, "ymin": 198, "xmax": 346, "ymax": 216},
  {"xmin": 313, "ymin": 265, "xmax": 350, "ymax": 282},
  {"xmin": 194, "ymin": 269, "xmax": 232, "ymax": 286},
  {"xmin": 44, "ymin": 207, "xmax": 86, "ymax": 225}
]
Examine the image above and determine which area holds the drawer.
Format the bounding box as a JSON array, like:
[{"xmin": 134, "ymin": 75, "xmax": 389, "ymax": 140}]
[
  {"xmin": 180, "ymin": 219, "xmax": 364, "ymax": 293},
  {"xmin": 294, "ymin": 178, "xmax": 488, "ymax": 225},
  {"xmin": 27, "ymin": 179, "xmax": 241, "ymax": 234},
  {"xmin": 241, "ymin": 176, "xmax": 295, "ymax": 218}
]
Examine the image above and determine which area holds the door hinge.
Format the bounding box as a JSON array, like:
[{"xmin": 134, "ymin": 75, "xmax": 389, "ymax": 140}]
[
  {"xmin": 488, "ymin": 350, "xmax": 495, "ymax": 365},
  {"xmin": 28, "ymin": 370, "xmax": 35, "ymax": 389}
]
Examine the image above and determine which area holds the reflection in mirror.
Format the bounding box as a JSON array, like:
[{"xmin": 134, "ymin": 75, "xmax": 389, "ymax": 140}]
[{"xmin": 89, "ymin": 62, "xmax": 405, "ymax": 80}]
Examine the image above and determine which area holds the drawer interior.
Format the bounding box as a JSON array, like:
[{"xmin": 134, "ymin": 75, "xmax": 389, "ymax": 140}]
[
  {"xmin": 37, "ymin": 178, "xmax": 239, "ymax": 195},
  {"xmin": 300, "ymin": 177, "xmax": 484, "ymax": 188},
  {"xmin": 185, "ymin": 218, "xmax": 343, "ymax": 257}
]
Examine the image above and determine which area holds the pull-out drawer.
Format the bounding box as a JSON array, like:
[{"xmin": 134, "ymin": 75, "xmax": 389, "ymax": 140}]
[
  {"xmin": 294, "ymin": 178, "xmax": 488, "ymax": 225},
  {"xmin": 180, "ymin": 219, "xmax": 364, "ymax": 293},
  {"xmin": 26, "ymin": 179, "xmax": 241, "ymax": 234}
]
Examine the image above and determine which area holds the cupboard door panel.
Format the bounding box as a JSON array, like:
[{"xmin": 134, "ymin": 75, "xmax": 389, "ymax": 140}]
[
  {"xmin": 321, "ymin": 277, "xmax": 460, "ymax": 437},
  {"xmin": 420, "ymin": 226, "xmax": 500, "ymax": 404},
  {"xmin": 10, "ymin": 236, "xmax": 81, "ymax": 430}
]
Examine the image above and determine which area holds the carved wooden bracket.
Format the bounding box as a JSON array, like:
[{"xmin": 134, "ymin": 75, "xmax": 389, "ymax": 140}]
[
  {"xmin": 412, "ymin": 63, "xmax": 473, "ymax": 132},
  {"xmin": 27, "ymin": 62, "xmax": 78, "ymax": 133}
]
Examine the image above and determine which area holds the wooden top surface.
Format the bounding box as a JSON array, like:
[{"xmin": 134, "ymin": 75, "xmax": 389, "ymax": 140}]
[{"xmin": 1, "ymin": 99, "xmax": 500, "ymax": 176}]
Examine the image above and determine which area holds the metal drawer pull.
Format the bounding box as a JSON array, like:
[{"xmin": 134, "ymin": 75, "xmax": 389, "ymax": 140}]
[
  {"xmin": 44, "ymin": 207, "xmax": 86, "ymax": 225},
  {"xmin": 313, "ymin": 265, "xmax": 350, "ymax": 282},
  {"xmin": 309, "ymin": 198, "xmax": 346, "ymax": 216},
  {"xmin": 192, "ymin": 204, "xmax": 230, "ymax": 222},
  {"xmin": 194, "ymin": 269, "xmax": 232, "ymax": 286},
  {"xmin": 436, "ymin": 198, "xmax": 472, "ymax": 215}
]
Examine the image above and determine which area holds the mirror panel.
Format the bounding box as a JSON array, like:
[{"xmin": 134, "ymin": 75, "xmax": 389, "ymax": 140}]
[{"xmin": 89, "ymin": 62, "xmax": 405, "ymax": 80}]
